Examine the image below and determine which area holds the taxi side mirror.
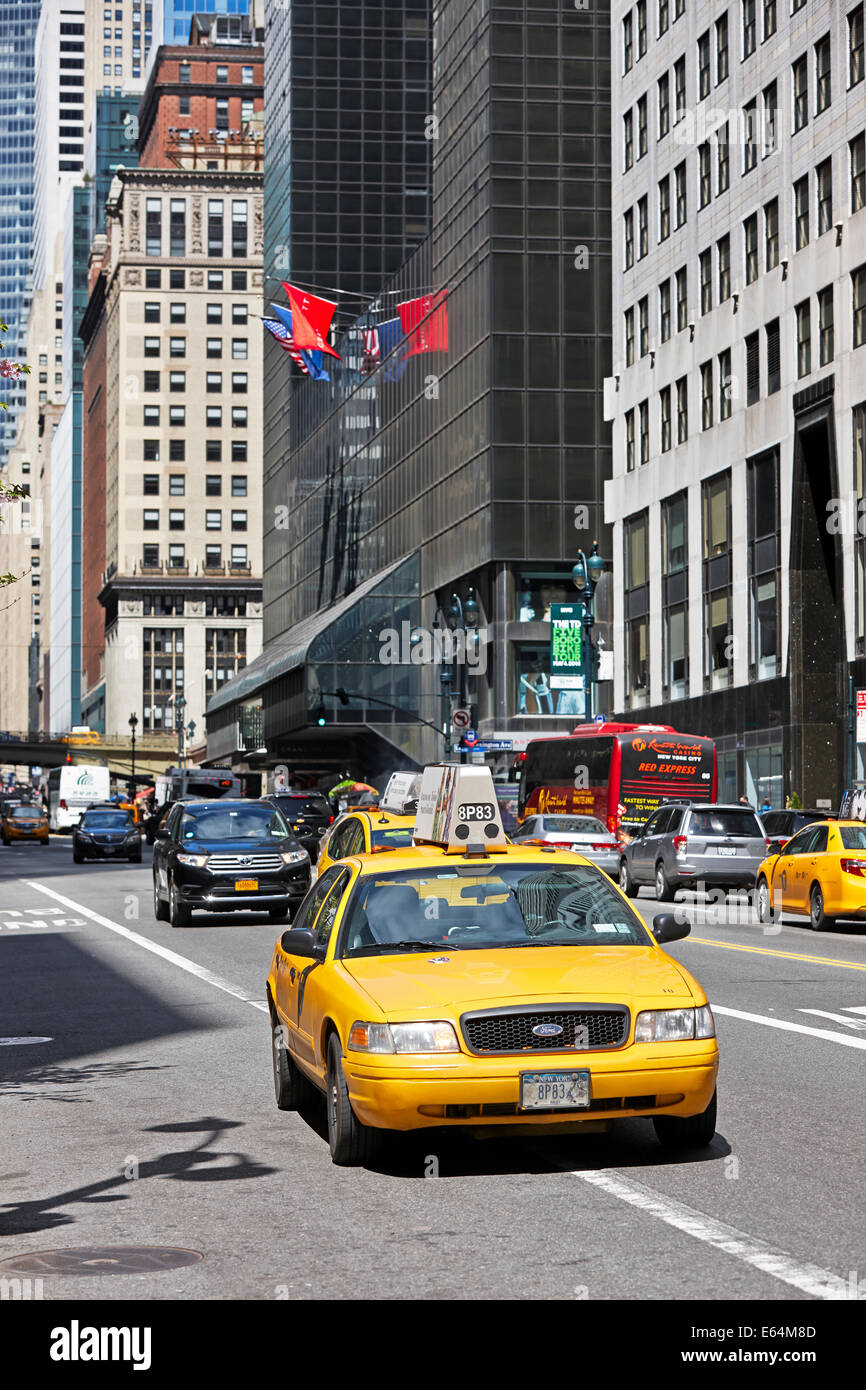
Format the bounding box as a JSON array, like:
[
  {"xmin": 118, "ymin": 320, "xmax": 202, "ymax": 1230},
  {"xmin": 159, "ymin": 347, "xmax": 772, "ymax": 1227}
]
[
  {"xmin": 651, "ymin": 914, "xmax": 690, "ymax": 944},
  {"xmin": 767, "ymin": 840, "xmax": 785, "ymax": 856},
  {"xmin": 155, "ymin": 827, "xmax": 170, "ymax": 840},
  {"xmin": 280, "ymin": 927, "xmax": 325, "ymax": 959}
]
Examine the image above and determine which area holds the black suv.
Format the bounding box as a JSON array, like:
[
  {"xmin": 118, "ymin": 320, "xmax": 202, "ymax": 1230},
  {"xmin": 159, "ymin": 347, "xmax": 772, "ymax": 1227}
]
[
  {"xmin": 73, "ymin": 804, "xmax": 142, "ymax": 863},
  {"xmin": 760, "ymin": 809, "xmax": 831, "ymax": 849},
  {"xmin": 152, "ymin": 798, "xmax": 311, "ymax": 927},
  {"xmin": 263, "ymin": 791, "xmax": 332, "ymax": 860}
]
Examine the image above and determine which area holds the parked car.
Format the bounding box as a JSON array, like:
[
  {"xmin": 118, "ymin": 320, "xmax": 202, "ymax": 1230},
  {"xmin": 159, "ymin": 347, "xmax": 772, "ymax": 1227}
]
[
  {"xmin": 263, "ymin": 791, "xmax": 333, "ymax": 860},
  {"xmin": 760, "ymin": 808, "xmax": 831, "ymax": 850},
  {"xmin": 618, "ymin": 802, "xmax": 768, "ymax": 900},
  {"xmin": 73, "ymin": 804, "xmax": 142, "ymax": 863},
  {"xmin": 1, "ymin": 803, "xmax": 49, "ymax": 845},
  {"xmin": 511, "ymin": 814, "xmax": 620, "ymax": 877},
  {"xmin": 152, "ymin": 798, "xmax": 311, "ymax": 927}
]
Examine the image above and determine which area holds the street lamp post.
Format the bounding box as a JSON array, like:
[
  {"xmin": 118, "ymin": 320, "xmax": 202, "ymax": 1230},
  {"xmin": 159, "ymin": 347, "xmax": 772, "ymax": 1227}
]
[
  {"xmin": 175, "ymin": 695, "xmax": 186, "ymax": 769},
  {"xmin": 128, "ymin": 713, "xmax": 138, "ymax": 801},
  {"xmin": 437, "ymin": 587, "xmax": 480, "ymax": 763},
  {"xmin": 571, "ymin": 542, "xmax": 605, "ymax": 723}
]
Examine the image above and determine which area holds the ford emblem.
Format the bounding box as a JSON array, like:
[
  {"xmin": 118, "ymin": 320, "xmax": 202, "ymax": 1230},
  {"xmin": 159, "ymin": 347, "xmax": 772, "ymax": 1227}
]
[{"xmin": 532, "ymin": 1023, "xmax": 564, "ymax": 1038}]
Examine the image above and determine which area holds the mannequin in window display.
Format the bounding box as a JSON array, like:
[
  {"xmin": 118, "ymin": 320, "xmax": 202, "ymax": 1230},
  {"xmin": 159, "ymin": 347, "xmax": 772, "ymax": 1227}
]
[
  {"xmin": 518, "ymin": 591, "xmax": 535, "ymax": 621},
  {"xmin": 519, "ymin": 663, "xmax": 553, "ymax": 714}
]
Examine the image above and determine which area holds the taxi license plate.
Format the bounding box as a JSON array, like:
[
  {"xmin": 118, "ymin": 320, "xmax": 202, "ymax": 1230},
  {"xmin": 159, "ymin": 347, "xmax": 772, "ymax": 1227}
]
[
  {"xmin": 235, "ymin": 879, "xmax": 258, "ymax": 891},
  {"xmin": 520, "ymin": 1070, "xmax": 590, "ymax": 1111},
  {"xmin": 718, "ymin": 847, "xmax": 737, "ymax": 856}
]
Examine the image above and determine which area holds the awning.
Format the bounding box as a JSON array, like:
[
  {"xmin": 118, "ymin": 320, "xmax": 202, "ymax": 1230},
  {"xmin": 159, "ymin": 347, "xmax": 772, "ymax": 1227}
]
[{"xmin": 206, "ymin": 555, "xmax": 412, "ymax": 716}]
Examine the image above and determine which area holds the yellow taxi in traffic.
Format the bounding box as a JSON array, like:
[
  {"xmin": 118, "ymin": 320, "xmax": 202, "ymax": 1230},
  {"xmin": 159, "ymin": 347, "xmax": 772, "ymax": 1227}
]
[
  {"xmin": 1, "ymin": 803, "xmax": 50, "ymax": 845},
  {"xmin": 267, "ymin": 765, "xmax": 719, "ymax": 1165},
  {"xmin": 316, "ymin": 775, "xmax": 421, "ymax": 873},
  {"xmin": 756, "ymin": 818, "xmax": 866, "ymax": 930}
]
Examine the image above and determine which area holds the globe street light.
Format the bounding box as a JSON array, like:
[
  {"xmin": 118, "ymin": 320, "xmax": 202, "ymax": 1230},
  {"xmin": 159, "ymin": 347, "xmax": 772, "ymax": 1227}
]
[
  {"xmin": 128, "ymin": 713, "xmax": 138, "ymax": 801},
  {"xmin": 571, "ymin": 542, "xmax": 605, "ymax": 722},
  {"xmin": 175, "ymin": 695, "xmax": 186, "ymax": 769}
]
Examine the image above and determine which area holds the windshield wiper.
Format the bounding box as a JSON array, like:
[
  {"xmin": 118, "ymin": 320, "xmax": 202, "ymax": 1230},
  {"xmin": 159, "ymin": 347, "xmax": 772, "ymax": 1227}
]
[{"xmin": 359, "ymin": 940, "xmax": 460, "ymax": 954}]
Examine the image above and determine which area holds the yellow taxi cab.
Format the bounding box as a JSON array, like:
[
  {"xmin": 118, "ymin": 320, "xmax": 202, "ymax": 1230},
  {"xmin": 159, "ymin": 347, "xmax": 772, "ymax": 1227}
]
[
  {"xmin": 1, "ymin": 803, "xmax": 50, "ymax": 845},
  {"xmin": 756, "ymin": 818, "xmax": 866, "ymax": 930},
  {"xmin": 316, "ymin": 772, "xmax": 420, "ymax": 874},
  {"xmin": 267, "ymin": 765, "xmax": 719, "ymax": 1165}
]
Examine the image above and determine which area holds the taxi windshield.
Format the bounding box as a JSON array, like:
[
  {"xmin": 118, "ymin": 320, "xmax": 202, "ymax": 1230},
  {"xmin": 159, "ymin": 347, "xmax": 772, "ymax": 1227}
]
[
  {"xmin": 340, "ymin": 864, "xmax": 652, "ymax": 956},
  {"xmin": 370, "ymin": 826, "xmax": 414, "ymax": 849}
]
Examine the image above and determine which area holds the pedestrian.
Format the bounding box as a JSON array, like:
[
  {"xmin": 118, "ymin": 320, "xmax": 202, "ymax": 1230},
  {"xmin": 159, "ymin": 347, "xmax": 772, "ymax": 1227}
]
[
  {"xmin": 738, "ymin": 794, "xmax": 752, "ymax": 807},
  {"xmin": 759, "ymin": 797, "xmax": 771, "ymax": 813}
]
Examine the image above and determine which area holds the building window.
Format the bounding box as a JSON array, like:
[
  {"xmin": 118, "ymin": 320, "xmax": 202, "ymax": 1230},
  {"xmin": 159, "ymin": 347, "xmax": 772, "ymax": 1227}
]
[
  {"xmin": 208, "ymin": 200, "xmax": 223, "ymax": 257},
  {"xmin": 623, "ymin": 12, "xmax": 633, "ymax": 73},
  {"xmin": 818, "ymin": 285, "xmax": 834, "ymax": 365},
  {"xmin": 763, "ymin": 318, "xmax": 780, "ymax": 396},
  {"xmin": 793, "ymin": 55, "xmax": 808, "ymax": 132},
  {"xmin": 143, "ymin": 509, "xmax": 159, "ymax": 529},
  {"xmin": 179, "ymin": 93, "xmax": 190, "ymax": 116},
  {"xmin": 207, "ymin": 406, "xmax": 222, "ymax": 426},
  {"xmin": 746, "ymin": 331, "xmax": 760, "ymax": 404},
  {"xmin": 718, "ymin": 234, "xmax": 731, "ymax": 302},
  {"xmin": 232, "ymin": 201, "xmax": 248, "ymax": 258},
  {"xmin": 674, "ymin": 161, "xmax": 687, "ymax": 226},
  {"xmin": 145, "ymin": 268, "xmax": 161, "ymax": 290},
  {"xmin": 743, "ymin": 0, "xmax": 756, "ymax": 58},
  {"xmin": 637, "ymin": 0, "xmax": 647, "ymax": 56},
  {"xmin": 699, "ymin": 142, "xmax": 711, "ymax": 208},
  {"xmin": 231, "ymin": 372, "xmax": 248, "ymax": 394},
  {"xmin": 763, "ymin": 0, "xmax": 776, "ymax": 40},
  {"xmin": 178, "ymin": 62, "xmax": 190, "ymax": 83},
  {"xmin": 231, "ymin": 271, "xmax": 247, "ymax": 292},
  {"xmin": 231, "ymin": 407, "xmax": 248, "ymax": 428},
  {"xmin": 852, "ymin": 134, "xmax": 866, "ymax": 211},
  {"xmin": 698, "ymin": 30, "xmax": 710, "ymax": 99},
  {"xmin": 764, "ymin": 198, "xmax": 779, "ymax": 270},
  {"xmin": 744, "ymin": 213, "xmax": 759, "ymax": 285},
  {"xmin": 853, "ymin": 265, "xmax": 866, "ymax": 347},
  {"xmin": 169, "ymin": 439, "xmax": 185, "ymax": 462},
  {"xmin": 205, "ymin": 545, "xmax": 222, "ymax": 569},
  {"xmin": 206, "ymin": 475, "xmax": 222, "ymax": 496},
  {"xmin": 659, "ymin": 385, "xmax": 672, "ymax": 452},
  {"xmin": 701, "ymin": 359, "xmax": 714, "ymax": 428},
  {"xmin": 231, "ymin": 476, "xmax": 247, "ymax": 497},
  {"xmin": 659, "ymin": 176, "xmax": 670, "ymax": 241},
  {"xmin": 659, "ymin": 279, "xmax": 671, "ymax": 341},
  {"xmin": 144, "ymin": 336, "xmax": 159, "ymax": 357},
  {"xmin": 851, "ymin": 5, "xmax": 865, "ymax": 87},
  {"xmin": 170, "ymin": 269, "xmax": 185, "ymax": 291},
  {"xmin": 625, "ymin": 409, "xmax": 635, "ymax": 472},
  {"xmin": 206, "ymin": 510, "xmax": 222, "ymax": 530},
  {"xmin": 716, "ymin": 13, "xmax": 729, "ymax": 83},
  {"xmin": 658, "ymin": 72, "xmax": 670, "ymax": 137},
  {"xmin": 815, "ymin": 35, "xmax": 831, "ymax": 114},
  {"xmin": 748, "ymin": 450, "xmax": 780, "ymax": 681},
  {"xmin": 700, "ymin": 249, "xmax": 712, "ymax": 314},
  {"xmin": 231, "ymin": 510, "xmax": 248, "ymax": 531},
  {"xmin": 743, "ymin": 99, "xmax": 757, "ymax": 172},
  {"xmin": 169, "ymin": 198, "xmax": 185, "ymax": 257},
  {"xmin": 144, "ymin": 441, "xmax": 160, "ymax": 465},
  {"xmin": 169, "ymin": 406, "xmax": 185, "ymax": 426},
  {"xmin": 143, "ymin": 406, "xmax": 159, "ymax": 425},
  {"xmin": 639, "ymin": 297, "xmax": 649, "ymax": 357},
  {"xmin": 168, "ymin": 545, "xmax": 185, "ymax": 569},
  {"xmin": 145, "ymin": 197, "xmax": 160, "ymax": 256},
  {"xmin": 142, "ymin": 545, "xmax": 159, "ymax": 569},
  {"xmin": 673, "ymin": 0, "xmax": 684, "ymax": 17},
  {"xmin": 703, "ymin": 471, "xmax": 732, "ymax": 689},
  {"xmin": 169, "ymin": 371, "xmax": 185, "ymax": 392},
  {"xmin": 206, "ymin": 440, "xmax": 222, "ymax": 462},
  {"xmin": 676, "ymin": 375, "xmax": 688, "ymax": 442},
  {"xmin": 717, "ymin": 122, "xmax": 730, "ymax": 192},
  {"xmin": 143, "ymin": 474, "xmax": 159, "ymax": 493},
  {"xmin": 674, "ymin": 56, "xmax": 686, "ymax": 122},
  {"xmin": 676, "ymin": 266, "xmax": 688, "ymax": 330},
  {"xmin": 659, "ymin": 0, "xmax": 669, "ymax": 36},
  {"xmin": 637, "ymin": 95, "xmax": 647, "ymax": 158},
  {"xmin": 169, "ymin": 337, "xmax": 186, "ymax": 358},
  {"xmin": 144, "ymin": 302, "xmax": 160, "ymax": 323},
  {"xmin": 207, "ymin": 338, "xmax": 222, "ymax": 358},
  {"xmin": 624, "ymin": 109, "xmax": 633, "ymax": 171},
  {"xmin": 170, "ymin": 302, "xmax": 186, "ymax": 323},
  {"xmin": 230, "ymin": 545, "xmax": 248, "ymax": 569},
  {"xmin": 796, "ymin": 299, "xmax": 811, "ymax": 377},
  {"xmin": 762, "ymin": 81, "xmax": 777, "ymax": 155},
  {"xmin": 216, "ymin": 64, "xmax": 228, "ymax": 84},
  {"xmin": 205, "ymin": 629, "xmax": 247, "ymax": 697},
  {"xmin": 662, "ymin": 493, "xmax": 688, "ymax": 699},
  {"xmin": 206, "ymin": 372, "xmax": 223, "ymax": 392},
  {"xmin": 231, "ymin": 441, "xmax": 247, "ymax": 463},
  {"xmin": 639, "ymin": 400, "xmax": 649, "ymax": 465},
  {"xmin": 242, "ymin": 65, "xmax": 254, "ymax": 85},
  {"xmin": 637, "ymin": 196, "xmax": 648, "ymax": 257},
  {"xmin": 625, "ymin": 307, "xmax": 635, "ymax": 366},
  {"xmin": 216, "ymin": 97, "xmax": 229, "ymax": 131},
  {"xmin": 624, "ymin": 209, "xmax": 634, "ymax": 270},
  {"xmin": 816, "ymin": 158, "xmax": 833, "ymax": 234},
  {"xmin": 719, "ymin": 347, "xmax": 733, "ymax": 420},
  {"xmin": 169, "ymin": 475, "xmax": 185, "ymax": 497},
  {"xmin": 209, "ymin": 271, "xmax": 224, "ymax": 290},
  {"xmin": 794, "ymin": 174, "xmax": 810, "ymax": 249},
  {"xmin": 624, "ymin": 512, "xmax": 649, "ymax": 707}
]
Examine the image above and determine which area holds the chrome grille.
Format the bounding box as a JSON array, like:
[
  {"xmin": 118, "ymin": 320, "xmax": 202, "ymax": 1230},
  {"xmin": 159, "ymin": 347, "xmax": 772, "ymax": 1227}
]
[
  {"xmin": 206, "ymin": 853, "xmax": 283, "ymax": 871},
  {"xmin": 461, "ymin": 1005, "xmax": 629, "ymax": 1054}
]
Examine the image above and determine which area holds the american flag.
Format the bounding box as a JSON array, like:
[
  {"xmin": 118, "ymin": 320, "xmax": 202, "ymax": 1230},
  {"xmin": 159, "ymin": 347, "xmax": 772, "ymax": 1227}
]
[
  {"xmin": 261, "ymin": 316, "xmax": 310, "ymax": 374},
  {"xmin": 360, "ymin": 325, "xmax": 380, "ymax": 375}
]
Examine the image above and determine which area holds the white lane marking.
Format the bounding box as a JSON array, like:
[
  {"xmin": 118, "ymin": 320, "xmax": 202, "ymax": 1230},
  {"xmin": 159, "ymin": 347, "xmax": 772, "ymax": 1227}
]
[
  {"xmin": 713, "ymin": 1004, "xmax": 866, "ymax": 1051},
  {"xmin": 798, "ymin": 1009, "xmax": 866, "ymax": 1030},
  {"xmin": 843, "ymin": 1004, "xmax": 866, "ymax": 1015},
  {"xmin": 567, "ymin": 1169, "xmax": 849, "ymax": 1300},
  {"xmin": 25, "ymin": 881, "xmax": 270, "ymax": 1014},
  {"xmin": 0, "ymin": 1037, "xmax": 53, "ymax": 1046}
]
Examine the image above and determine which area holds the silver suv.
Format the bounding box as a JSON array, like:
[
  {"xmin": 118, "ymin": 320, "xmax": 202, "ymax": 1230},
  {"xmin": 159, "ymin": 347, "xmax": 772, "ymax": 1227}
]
[{"xmin": 618, "ymin": 803, "xmax": 768, "ymax": 901}]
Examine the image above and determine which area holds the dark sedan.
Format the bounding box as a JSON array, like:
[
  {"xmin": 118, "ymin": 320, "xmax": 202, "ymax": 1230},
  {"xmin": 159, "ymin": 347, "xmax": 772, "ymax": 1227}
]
[
  {"xmin": 152, "ymin": 798, "xmax": 311, "ymax": 928},
  {"xmin": 73, "ymin": 805, "xmax": 142, "ymax": 863},
  {"xmin": 263, "ymin": 791, "xmax": 333, "ymax": 860}
]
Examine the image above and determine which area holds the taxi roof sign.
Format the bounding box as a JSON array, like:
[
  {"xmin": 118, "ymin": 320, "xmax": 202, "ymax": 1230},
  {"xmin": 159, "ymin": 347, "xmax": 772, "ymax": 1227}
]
[
  {"xmin": 413, "ymin": 765, "xmax": 508, "ymax": 853},
  {"xmin": 379, "ymin": 771, "xmax": 421, "ymax": 814}
]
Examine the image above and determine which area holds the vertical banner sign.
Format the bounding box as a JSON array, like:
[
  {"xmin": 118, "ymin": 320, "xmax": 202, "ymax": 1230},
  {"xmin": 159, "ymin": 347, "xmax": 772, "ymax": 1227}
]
[
  {"xmin": 549, "ymin": 603, "xmax": 584, "ymax": 691},
  {"xmin": 857, "ymin": 689, "xmax": 866, "ymax": 743}
]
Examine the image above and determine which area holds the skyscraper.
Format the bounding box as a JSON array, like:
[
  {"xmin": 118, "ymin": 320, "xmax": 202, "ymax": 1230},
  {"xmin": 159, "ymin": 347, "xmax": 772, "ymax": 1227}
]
[{"xmin": 150, "ymin": 0, "xmax": 250, "ymax": 47}]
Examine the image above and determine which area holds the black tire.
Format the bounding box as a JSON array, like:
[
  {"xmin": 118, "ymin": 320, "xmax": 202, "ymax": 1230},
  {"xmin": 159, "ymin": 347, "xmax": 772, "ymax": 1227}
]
[
  {"xmin": 809, "ymin": 883, "xmax": 835, "ymax": 932},
  {"xmin": 655, "ymin": 861, "xmax": 675, "ymax": 902},
  {"xmin": 756, "ymin": 877, "xmax": 772, "ymax": 925},
  {"xmin": 618, "ymin": 858, "xmax": 638, "ymax": 897},
  {"xmin": 326, "ymin": 1033, "xmax": 380, "ymax": 1166},
  {"xmin": 153, "ymin": 874, "xmax": 169, "ymax": 922},
  {"xmin": 268, "ymin": 904, "xmax": 290, "ymax": 922},
  {"xmin": 271, "ymin": 1016, "xmax": 310, "ymax": 1110},
  {"xmin": 73, "ymin": 848, "xmax": 84, "ymax": 864},
  {"xmin": 129, "ymin": 853, "xmax": 142, "ymax": 863},
  {"xmin": 169, "ymin": 877, "xmax": 191, "ymax": 928},
  {"xmin": 653, "ymin": 1089, "xmax": 717, "ymax": 1150}
]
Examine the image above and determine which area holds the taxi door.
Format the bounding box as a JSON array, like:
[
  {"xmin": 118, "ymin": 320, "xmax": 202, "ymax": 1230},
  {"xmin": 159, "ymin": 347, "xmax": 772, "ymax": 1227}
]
[
  {"xmin": 775, "ymin": 826, "xmax": 819, "ymax": 913},
  {"xmin": 273, "ymin": 868, "xmax": 344, "ymax": 1064},
  {"xmin": 797, "ymin": 824, "xmax": 829, "ymax": 911},
  {"xmin": 295, "ymin": 866, "xmax": 353, "ymax": 1079}
]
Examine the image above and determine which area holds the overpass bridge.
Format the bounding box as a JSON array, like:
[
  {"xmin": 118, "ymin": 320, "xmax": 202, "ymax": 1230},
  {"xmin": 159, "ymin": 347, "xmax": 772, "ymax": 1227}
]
[{"xmin": 0, "ymin": 731, "xmax": 179, "ymax": 779}]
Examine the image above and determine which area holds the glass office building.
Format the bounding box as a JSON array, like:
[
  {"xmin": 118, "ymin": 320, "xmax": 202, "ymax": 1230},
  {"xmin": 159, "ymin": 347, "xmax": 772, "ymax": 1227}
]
[
  {"xmin": 0, "ymin": 1, "xmax": 40, "ymax": 469},
  {"xmin": 209, "ymin": 0, "xmax": 613, "ymax": 779},
  {"xmin": 151, "ymin": 0, "xmax": 250, "ymax": 46}
]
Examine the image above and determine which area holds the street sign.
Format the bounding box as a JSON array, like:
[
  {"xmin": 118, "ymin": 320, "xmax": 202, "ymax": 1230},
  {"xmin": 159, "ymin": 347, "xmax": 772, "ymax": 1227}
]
[
  {"xmin": 549, "ymin": 603, "xmax": 583, "ymax": 691},
  {"xmin": 594, "ymin": 713, "xmax": 606, "ymax": 724},
  {"xmin": 452, "ymin": 707, "xmax": 471, "ymax": 730},
  {"xmin": 857, "ymin": 690, "xmax": 866, "ymax": 743},
  {"xmin": 463, "ymin": 729, "xmax": 478, "ymax": 747}
]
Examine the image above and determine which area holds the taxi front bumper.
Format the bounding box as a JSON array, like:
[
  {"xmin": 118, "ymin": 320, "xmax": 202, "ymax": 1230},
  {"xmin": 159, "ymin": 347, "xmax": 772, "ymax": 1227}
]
[{"xmin": 343, "ymin": 1044, "xmax": 719, "ymax": 1131}]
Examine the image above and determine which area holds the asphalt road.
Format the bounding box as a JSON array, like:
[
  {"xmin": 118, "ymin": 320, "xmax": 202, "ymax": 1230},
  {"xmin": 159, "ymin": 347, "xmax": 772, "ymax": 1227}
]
[{"xmin": 1, "ymin": 836, "xmax": 864, "ymax": 1302}]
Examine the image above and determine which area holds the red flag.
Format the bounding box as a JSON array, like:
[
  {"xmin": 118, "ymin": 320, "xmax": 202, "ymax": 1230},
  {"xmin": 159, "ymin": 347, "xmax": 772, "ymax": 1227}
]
[
  {"xmin": 398, "ymin": 290, "xmax": 448, "ymax": 356},
  {"xmin": 282, "ymin": 283, "xmax": 341, "ymax": 358}
]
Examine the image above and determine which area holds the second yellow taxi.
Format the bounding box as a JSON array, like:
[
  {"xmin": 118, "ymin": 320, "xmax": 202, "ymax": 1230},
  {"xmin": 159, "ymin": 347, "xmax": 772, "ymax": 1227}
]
[{"xmin": 756, "ymin": 818, "xmax": 866, "ymax": 930}]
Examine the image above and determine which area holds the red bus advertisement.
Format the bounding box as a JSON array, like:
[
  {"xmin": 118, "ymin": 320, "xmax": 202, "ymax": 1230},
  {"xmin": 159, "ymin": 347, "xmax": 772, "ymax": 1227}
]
[{"xmin": 516, "ymin": 723, "xmax": 717, "ymax": 837}]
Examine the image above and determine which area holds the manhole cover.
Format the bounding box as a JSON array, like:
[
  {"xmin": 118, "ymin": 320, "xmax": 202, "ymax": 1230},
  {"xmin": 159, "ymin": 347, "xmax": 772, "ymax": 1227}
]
[
  {"xmin": 0, "ymin": 1246, "xmax": 203, "ymax": 1276},
  {"xmin": 0, "ymin": 1037, "xmax": 53, "ymax": 1046}
]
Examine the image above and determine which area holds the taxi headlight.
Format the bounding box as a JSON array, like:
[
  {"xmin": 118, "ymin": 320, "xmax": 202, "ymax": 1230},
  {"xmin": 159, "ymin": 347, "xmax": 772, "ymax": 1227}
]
[
  {"xmin": 634, "ymin": 1006, "xmax": 716, "ymax": 1042},
  {"xmin": 347, "ymin": 1021, "xmax": 459, "ymax": 1053},
  {"xmin": 280, "ymin": 849, "xmax": 309, "ymax": 865},
  {"xmin": 177, "ymin": 852, "xmax": 208, "ymax": 868}
]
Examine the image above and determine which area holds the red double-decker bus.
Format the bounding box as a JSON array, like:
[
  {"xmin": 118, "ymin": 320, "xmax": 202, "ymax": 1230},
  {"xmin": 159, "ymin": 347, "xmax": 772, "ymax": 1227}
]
[{"xmin": 516, "ymin": 723, "xmax": 717, "ymax": 838}]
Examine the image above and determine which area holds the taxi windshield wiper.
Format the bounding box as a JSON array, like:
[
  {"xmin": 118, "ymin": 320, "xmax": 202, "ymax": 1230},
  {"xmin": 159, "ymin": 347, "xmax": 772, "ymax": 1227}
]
[{"xmin": 363, "ymin": 940, "xmax": 461, "ymax": 953}]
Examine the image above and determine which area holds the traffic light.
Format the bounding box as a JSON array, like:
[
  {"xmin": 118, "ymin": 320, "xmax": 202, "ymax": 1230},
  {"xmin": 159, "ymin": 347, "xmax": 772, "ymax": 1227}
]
[
  {"xmin": 335, "ymin": 688, "xmax": 350, "ymax": 706},
  {"xmin": 315, "ymin": 702, "xmax": 327, "ymax": 726}
]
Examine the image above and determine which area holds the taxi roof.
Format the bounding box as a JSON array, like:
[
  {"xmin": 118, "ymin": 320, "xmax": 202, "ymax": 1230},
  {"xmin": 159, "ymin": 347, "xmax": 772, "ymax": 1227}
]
[{"xmin": 344, "ymin": 841, "xmax": 596, "ymax": 874}]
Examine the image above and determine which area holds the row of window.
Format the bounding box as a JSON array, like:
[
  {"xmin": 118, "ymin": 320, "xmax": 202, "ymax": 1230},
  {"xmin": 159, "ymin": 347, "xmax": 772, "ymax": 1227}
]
[
  {"xmin": 143, "ymin": 302, "xmax": 248, "ymax": 325},
  {"xmin": 140, "ymin": 544, "xmax": 249, "ymax": 570},
  {"xmin": 142, "ymin": 440, "xmax": 247, "ymax": 464},
  {"xmin": 176, "ymin": 61, "xmax": 255, "ymax": 85},
  {"xmin": 142, "ymin": 475, "xmax": 247, "ymax": 496},
  {"xmin": 142, "ymin": 406, "xmax": 249, "ymax": 427},
  {"xmin": 139, "ymin": 594, "xmax": 248, "ymax": 618},
  {"xmin": 139, "ymin": 267, "xmax": 248, "ymax": 292},
  {"xmin": 145, "ymin": 198, "xmax": 249, "ymax": 259},
  {"xmin": 142, "ymin": 510, "xmax": 248, "ymax": 531},
  {"xmin": 141, "ymin": 371, "xmax": 249, "ymax": 392},
  {"xmin": 143, "ymin": 337, "xmax": 248, "ymax": 359},
  {"xmin": 175, "ymin": 93, "xmax": 257, "ymax": 124},
  {"xmin": 623, "ymin": 1, "xmax": 846, "ymax": 79}
]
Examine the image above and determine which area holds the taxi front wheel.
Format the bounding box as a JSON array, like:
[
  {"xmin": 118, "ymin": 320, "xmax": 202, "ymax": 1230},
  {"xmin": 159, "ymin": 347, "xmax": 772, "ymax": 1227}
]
[
  {"xmin": 652, "ymin": 1089, "xmax": 717, "ymax": 1150},
  {"xmin": 326, "ymin": 1034, "xmax": 381, "ymax": 1167}
]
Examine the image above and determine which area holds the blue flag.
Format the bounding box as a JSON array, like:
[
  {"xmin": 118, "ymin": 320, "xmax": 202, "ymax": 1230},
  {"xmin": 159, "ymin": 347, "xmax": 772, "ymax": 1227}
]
[
  {"xmin": 378, "ymin": 317, "xmax": 408, "ymax": 380},
  {"xmin": 270, "ymin": 303, "xmax": 330, "ymax": 381}
]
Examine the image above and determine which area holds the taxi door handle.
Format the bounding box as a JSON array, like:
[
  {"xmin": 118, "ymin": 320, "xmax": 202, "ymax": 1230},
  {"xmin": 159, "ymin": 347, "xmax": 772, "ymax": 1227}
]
[{"xmin": 290, "ymin": 966, "xmax": 296, "ymax": 983}]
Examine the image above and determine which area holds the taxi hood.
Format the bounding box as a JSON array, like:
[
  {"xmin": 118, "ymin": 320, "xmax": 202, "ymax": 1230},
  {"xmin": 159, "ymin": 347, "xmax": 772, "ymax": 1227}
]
[{"xmin": 342, "ymin": 946, "xmax": 697, "ymax": 1016}]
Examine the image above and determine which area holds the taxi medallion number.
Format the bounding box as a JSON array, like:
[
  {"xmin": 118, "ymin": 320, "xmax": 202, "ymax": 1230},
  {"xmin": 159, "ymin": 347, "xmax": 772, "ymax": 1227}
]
[
  {"xmin": 520, "ymin": 1069, "xmax": 591, "ymax": 1110},
  {"xmin": 235, "ymin": 879, "xmax": 259, "ymax": 891}
]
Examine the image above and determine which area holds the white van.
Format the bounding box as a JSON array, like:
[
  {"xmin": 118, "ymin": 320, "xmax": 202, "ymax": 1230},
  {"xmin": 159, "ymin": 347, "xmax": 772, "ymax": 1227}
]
[{"xmin": 47, "ymin": 765, "xmax": 112, "ymax": 831}]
